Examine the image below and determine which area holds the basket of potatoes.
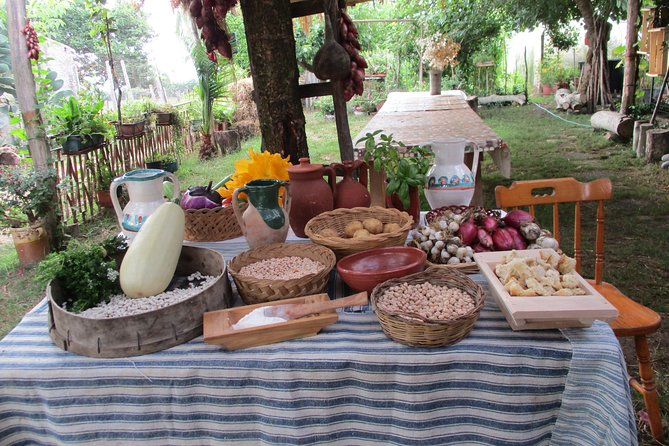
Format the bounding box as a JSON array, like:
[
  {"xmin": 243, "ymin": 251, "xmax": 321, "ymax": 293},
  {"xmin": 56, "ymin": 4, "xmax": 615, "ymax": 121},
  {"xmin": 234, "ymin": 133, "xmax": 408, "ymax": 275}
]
[{"xmin": 304, "ymin": 206, "xmax": 413, "ymax": 258}]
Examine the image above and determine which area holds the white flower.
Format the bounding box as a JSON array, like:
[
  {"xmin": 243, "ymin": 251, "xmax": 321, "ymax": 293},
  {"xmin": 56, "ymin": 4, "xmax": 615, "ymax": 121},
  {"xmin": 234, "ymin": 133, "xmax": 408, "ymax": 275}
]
[{"xmin": 106, "ymin": 268, "xmax": 120, "ymax": 281}]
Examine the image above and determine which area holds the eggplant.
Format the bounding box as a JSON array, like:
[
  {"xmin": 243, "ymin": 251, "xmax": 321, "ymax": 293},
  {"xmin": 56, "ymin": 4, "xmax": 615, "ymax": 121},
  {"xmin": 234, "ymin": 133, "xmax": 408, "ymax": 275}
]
[{"xmin": 181, "ymin": 181, "xmax": 223, "ymax": 210}]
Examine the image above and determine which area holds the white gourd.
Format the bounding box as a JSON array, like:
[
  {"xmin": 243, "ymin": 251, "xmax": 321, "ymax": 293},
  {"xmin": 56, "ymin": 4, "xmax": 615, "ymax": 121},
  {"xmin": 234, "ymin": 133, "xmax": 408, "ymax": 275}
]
[{"xmin": 120, "ymin": 202, "xmax": 185, "ymax": 298}]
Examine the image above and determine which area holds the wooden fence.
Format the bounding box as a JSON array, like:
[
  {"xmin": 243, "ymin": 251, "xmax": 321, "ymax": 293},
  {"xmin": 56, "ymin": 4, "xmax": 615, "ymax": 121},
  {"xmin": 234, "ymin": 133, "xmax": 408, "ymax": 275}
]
[{"xmin": 53, "ymin": 117, "xmax": 196, "ymax": 225}]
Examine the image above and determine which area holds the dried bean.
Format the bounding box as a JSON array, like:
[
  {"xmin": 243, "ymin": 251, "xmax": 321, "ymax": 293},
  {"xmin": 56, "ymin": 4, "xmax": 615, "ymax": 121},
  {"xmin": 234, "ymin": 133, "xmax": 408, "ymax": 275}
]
[{"xmin": 238, "ymin": 256, "xmax": 324, "ymax": 280}]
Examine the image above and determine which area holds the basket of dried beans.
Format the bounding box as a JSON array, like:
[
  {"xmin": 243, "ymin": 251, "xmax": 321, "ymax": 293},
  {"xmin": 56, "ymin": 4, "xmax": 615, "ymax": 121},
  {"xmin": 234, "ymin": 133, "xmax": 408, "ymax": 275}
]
[{"xmin": 371, "ymin": 266, "xmax": 484, "ymax": 347}]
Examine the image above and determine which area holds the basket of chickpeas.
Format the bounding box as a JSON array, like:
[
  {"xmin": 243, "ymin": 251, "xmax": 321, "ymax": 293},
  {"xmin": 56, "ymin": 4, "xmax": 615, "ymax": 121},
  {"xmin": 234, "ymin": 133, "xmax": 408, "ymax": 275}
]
[
  {"xmin": 304, "ymin": 206, "xmax": 413, "ymax": 259},
  {"xmin": 228, "ymin": 243, "xmax": 336, "ymax": 305},
  {"xmin": 370, "ymin": 266, "xmax": 485, "ymax": 347}
]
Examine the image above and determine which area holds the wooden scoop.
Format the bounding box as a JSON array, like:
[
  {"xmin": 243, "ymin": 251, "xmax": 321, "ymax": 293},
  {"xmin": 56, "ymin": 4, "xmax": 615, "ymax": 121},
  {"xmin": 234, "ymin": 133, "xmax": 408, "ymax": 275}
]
[{"xmin": 265, "ymin": 291, "xmax": 368, "ymax": 320}]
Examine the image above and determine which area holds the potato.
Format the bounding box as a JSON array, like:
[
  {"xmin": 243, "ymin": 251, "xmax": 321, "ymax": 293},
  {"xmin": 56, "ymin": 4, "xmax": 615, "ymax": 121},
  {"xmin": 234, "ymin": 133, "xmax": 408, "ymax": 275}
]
[
  {"xmin": 344, "ymin": 220, "xmax": 364, "ymax": 238},
  {"xmin": 353, "ymin": 228, "xmax": 371, "ymax": 238},
  {"xmin": 383, "ymin": 223, "xmax": 401, "ymax": 233},
  {"xmin": 362, "ymin": 218, "xmax": 383, "ymax": 234},
  {"xmin": 319, "ymin": 228, "xmax": 340, "ymax": 238}
]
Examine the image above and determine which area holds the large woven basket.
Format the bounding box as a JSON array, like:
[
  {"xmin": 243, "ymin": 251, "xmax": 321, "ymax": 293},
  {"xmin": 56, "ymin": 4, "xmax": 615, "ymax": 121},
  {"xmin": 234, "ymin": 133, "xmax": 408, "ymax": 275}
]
[
  {"xmin": 304, "ymin": 206, "xmax": 413, "ymax": 259},
  {"xmin": 228, "ymin": 243, "xmax": 336, "ymax": 305},
  {"xmin": 184, "ymin": 203, "xmax": 247, "ymax": 242},
  {"xmin": 371, "ymin": 267, "xmax": 484, "ymax": 347}
]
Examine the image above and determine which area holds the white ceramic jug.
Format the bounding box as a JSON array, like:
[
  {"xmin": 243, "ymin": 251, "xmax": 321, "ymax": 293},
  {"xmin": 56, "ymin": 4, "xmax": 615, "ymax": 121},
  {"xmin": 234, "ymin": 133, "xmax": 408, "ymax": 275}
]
[
  {"xmin": 424, "ymin": 138, "xmax": 479, "ymax": 209},
  {"xmin": 111, "ymin": 169, "xmax": 180, "ymax": 240}
]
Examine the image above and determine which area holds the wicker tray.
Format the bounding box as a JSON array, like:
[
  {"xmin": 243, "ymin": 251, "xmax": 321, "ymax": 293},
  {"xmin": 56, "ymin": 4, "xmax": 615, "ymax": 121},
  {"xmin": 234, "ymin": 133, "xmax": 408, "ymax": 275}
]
[
  {"xmin": 184, "ymin": 203, "xmax": 247, "ymax": 242},
  {"xmin": 304, "ymin": 206, "xmax": 413, "ymax": 259},
  {"xmin": 370, "ymin": 267, "xmax": 484, "ymax": 347},
  {"xmin": 228, "ymin": 243, "xmax": 336, "ymax": 305}
]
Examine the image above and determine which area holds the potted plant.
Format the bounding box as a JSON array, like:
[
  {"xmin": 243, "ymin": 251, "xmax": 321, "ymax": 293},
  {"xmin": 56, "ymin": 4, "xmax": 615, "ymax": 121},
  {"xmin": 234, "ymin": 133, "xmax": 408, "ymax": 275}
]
[
  {"xmin": 357, "ymin": 130, "xmax": 433, "ymax": 225},
  {"xmin": 95, "ymin": 162, "xmax": 116, "ymax": 208},
  {"xmin": 145, "ymin": 151, "xmax": 164, "ymax": 170},
  {"xmin": 0, "ymin": 165, "xmax": 57, "ymax": 266},
  {"xmin": 213, "ymin": 101, "xmax": 235, "ymax": 131},
  {"xmin": 152, "ymin": 102, "xmax": 177, "ymax": 126},
  {"xmin": 50, "ymin": 96, "xmax": 113, "ymax": 153},
  {"xmin": 113, "ymin": 99, "xmax": 151, "ymax": 139}
]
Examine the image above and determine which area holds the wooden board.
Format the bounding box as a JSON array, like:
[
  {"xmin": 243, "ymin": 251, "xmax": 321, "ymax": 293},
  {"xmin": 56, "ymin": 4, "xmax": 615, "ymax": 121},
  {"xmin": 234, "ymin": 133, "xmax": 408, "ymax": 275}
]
[
  {"xmin": 473, "ymin": 250, "xmax": 618, "ymax": 331},
  {"xmin": 203, "ymin": 293, "xmax": 339, "ymax": 350}
]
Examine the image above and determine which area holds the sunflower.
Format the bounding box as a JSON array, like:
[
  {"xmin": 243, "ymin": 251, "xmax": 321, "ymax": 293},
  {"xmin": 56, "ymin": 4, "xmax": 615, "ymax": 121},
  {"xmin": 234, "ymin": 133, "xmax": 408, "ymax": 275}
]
[{"xmin": 217, "ymin": 148, "xmax": 291, "ymax": 199}]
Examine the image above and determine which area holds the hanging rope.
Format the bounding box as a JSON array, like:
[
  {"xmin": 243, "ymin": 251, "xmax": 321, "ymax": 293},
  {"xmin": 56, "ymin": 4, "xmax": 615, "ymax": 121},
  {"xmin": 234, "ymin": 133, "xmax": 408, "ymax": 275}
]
[{"xmin": 532, "ymin": 103, "xmax": 592, "ymax": 128}]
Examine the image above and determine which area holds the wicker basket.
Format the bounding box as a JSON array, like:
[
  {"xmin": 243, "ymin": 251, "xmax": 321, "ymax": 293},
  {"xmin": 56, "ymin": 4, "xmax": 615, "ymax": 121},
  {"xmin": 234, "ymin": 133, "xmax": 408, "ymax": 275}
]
[
  {"xmin": 184, "ymin": 203, "xmax": 247, "ymax": 242},
  {"xmin": 304, "ymin": 206, "xmax": 413, "ymax": 259},
  {"xmin": 371, "ymin": 267, "xmax": 484, "ymax": 347},
  {"xmin": 228, "ymin": 243, "xmax": 336, "ymax": 305}
]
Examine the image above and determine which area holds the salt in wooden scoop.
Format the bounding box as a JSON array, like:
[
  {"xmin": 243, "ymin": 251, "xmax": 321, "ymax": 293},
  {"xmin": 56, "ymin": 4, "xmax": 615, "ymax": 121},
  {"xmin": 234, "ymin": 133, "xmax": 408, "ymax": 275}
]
[{"xmin": 232, "ymin": 292, "xmax": 368, "ymax": 330}]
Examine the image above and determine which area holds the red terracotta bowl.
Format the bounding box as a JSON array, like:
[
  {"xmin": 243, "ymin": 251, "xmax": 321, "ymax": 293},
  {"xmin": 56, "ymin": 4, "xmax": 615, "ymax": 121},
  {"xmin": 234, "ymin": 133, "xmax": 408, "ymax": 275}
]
[{"xmin": 336, "ymin": 246, "xmax": 427, "ymax": 294}]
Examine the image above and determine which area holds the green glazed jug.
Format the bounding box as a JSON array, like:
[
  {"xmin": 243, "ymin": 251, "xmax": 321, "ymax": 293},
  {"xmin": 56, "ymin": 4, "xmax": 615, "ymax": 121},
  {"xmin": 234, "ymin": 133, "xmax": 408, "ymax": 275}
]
[{"xmin": 232, "ymin": 179, "xmax": 291, "ymax": 249}]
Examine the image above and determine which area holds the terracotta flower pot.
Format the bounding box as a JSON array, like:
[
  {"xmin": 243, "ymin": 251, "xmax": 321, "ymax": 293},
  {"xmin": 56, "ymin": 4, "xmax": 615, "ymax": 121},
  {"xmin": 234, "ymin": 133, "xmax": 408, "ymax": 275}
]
[
  {"xmin": 96, "ymin": 190, "xmax": 114, "ymax": 208},
  {"xmin": 10, "ymin": 221, "xmax": 49, "ymax": 267}
]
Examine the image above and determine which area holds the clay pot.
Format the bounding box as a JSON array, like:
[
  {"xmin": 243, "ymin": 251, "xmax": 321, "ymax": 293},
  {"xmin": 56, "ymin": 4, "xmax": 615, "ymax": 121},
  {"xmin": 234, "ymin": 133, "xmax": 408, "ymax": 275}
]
[
  {"xmin": 96, "ymin": 190, "xmax": 113, "ymax": 208},
  {"xmin": 386, "ymin": 185, "xmax": 421, "ymax": 227},
  {"xmin": 10, "ymin": 221, "xmax": 49, "ymax": 267},
  {"xmin": 232, "ymin": 179, "xmax": 291, "ymax": 249},
  {"xmin": 332, "ymin": 160, "xmax": 371, "ymax": 209},
  {"xmin": 287, "ymin": 158, "xmax": 336, "ymax": 238}
]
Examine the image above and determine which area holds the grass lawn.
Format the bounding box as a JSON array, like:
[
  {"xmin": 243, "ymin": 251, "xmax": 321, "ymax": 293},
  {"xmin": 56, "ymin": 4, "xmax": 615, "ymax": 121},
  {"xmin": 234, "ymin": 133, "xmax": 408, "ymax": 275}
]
[{"xmin": 0, "ymin": 104, "xmax": 667, "ymax": 443}]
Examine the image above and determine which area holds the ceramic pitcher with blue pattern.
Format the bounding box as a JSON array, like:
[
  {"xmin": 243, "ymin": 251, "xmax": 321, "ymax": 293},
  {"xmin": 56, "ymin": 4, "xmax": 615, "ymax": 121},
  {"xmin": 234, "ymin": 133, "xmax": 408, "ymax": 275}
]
[
  {"xmin": 424, "ymin": 138, "xmax": 479, "ymax": 209},
  {"xmin": 110, "ymin": 169, "xmax": 180, "ymax": 241}
]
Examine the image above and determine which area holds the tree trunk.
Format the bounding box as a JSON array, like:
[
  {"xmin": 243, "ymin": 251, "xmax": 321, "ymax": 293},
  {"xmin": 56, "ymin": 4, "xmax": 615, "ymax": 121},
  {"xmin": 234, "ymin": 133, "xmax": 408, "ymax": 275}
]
[
  {"xmin": 6, "ymin": 0, "xmax": 61, "ymax": 250},
  {"xmin": 239, "ymin": 0, "xmax": 308, "ymax": 165},
  {"xmin": 576, "ymin": 0, "xmax": 612, "ymax": 113},
  {"xmin": 645, "ymin": 128, "xmax": 669, "ymax": 162},
  {"xmin": 621, "ymin": 0, "xmax": 641, "ymax": 115},
  {"xmin": 591, "ymin": 111, "xmax": 634, "ymax": 139},
  {"xmin": 199, "ymin": 132, "xmax": 217, "ymax": 160}
]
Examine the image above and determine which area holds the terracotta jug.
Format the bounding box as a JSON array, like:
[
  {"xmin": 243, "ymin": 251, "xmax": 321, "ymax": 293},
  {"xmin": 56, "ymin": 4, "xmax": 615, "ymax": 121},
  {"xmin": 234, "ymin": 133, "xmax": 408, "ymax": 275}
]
[
  {"xmin": 287, "ymin": 158, "xmax": 336, "ymax": 238},
  {"xmin": 424, "ymin": 138, "xmax": 478, "ymax": 209},
  {"xmin": 232, "ymin": 179, "xmax": 291, "ymax": 249},
  {"xmin": 332, "ymin": 160, "xmax": 371, "ymax": 209}
]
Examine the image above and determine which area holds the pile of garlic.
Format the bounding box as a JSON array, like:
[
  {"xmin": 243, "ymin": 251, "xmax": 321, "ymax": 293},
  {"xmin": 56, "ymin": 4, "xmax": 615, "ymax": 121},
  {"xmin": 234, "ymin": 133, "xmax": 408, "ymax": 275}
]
[{"xmin": 409, "ymin": 212, "xmax": 474, "ymax": 265}]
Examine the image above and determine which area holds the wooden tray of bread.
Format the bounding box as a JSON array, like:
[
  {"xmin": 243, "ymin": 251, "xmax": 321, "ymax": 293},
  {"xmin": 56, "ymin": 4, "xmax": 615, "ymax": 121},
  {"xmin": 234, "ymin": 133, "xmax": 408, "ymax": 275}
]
[{"xmin": 474, "ymin": 249, "xmax": 618, "ymax": 330}]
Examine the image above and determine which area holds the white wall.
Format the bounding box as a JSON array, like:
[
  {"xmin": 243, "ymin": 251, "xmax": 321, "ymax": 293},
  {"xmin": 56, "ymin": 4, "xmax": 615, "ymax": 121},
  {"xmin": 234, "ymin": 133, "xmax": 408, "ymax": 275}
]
[{"xmin": 505, "ymin": 20, "xmax": 628, "ymax": 89}]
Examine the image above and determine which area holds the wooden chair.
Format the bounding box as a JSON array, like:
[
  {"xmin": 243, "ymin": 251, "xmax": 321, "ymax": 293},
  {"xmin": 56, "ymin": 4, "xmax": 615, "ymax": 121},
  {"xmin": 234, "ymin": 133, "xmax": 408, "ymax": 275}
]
[{"xmin": 495, "ymin": 177, "xmax": 664, "ymax": 441}]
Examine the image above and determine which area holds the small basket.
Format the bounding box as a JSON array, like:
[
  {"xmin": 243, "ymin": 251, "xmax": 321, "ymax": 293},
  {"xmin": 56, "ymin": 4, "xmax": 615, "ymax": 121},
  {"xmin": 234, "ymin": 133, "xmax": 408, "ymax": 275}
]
[
  {"xmin": 228, "ymin": 243, "xmax": 336, "ymax": 305},
  {"xmin": 304, "ymin": 206, "xmax": 413, "ymax": 259},
  {"xmin": 184, "ymin": 203, "xmax": 247, "ymax": 242},
  {"xmin": 371, "ymin": 267, "xmax": 484, "ymax": 347}
]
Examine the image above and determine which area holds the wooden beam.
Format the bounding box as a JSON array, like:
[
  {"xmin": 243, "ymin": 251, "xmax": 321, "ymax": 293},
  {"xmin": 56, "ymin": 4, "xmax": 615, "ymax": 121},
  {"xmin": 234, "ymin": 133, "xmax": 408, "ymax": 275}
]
[
  {"xmin": 290, "ymin": 0, "xmax": 373, "ymax": 18},
  {"xmin": 351, "ymin": 18, "xmax": 415, "ymax": 23},
  {"xmin": 298, "ymin": 82, "xmax": 332, "ymax": 98}
]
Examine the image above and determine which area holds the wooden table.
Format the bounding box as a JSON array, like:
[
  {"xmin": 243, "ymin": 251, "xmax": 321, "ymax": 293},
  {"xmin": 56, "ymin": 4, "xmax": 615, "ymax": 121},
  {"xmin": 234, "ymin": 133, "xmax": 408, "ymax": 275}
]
[{"xmin": 353, "ymin": 91, "xmax": 511, "ymax": 206}]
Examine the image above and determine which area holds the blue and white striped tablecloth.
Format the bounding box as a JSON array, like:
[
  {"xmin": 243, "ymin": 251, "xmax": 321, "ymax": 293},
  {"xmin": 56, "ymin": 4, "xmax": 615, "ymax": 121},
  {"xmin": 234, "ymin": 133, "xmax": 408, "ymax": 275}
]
[{"xmin": 0, "ymin": 234, "xmax": 637, "ymax": 445}]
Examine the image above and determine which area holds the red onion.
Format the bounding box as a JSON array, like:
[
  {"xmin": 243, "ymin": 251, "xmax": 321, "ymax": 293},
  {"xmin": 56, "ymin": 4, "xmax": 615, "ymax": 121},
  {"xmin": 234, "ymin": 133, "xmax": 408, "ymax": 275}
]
[
  {"xmin": 505, "ymin": 226, "xmax": 528, "ymax": 250},
  {"xmin": 492, "ymin": 228, "xmax": 514, "ymax": 251},
  {"xmin": 481, "ymin": 216, "xmax": 498, "ymax": 233},
  {"xmin": 502, "ymin": 210, "xmax": 534, "ymax": 229},
  {"xmin": 477, "ymin": 228, "xmax": 493, "ymax": 248},
  {"xmin": 458, "ymin": 221, "xmax": 477, "ymax": 245},
  {"xmin": 473, "ymin": 243, "xmax": 491, "ymax": 253}
]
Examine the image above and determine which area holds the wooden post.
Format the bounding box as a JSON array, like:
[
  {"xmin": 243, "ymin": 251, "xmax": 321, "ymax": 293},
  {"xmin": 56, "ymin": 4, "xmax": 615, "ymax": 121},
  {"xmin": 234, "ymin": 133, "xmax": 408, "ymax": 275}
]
[
  {"xmin": 645, "ymin": 128, "xmax": 669, "ymax": 162},
  {"xmin": 638, "ymin": 123, "xmax": 654, "ymax": 158},
  {"xmin": 7, "ymin": 0, "xmax": 61, "ymax": 249},
  {"xmin": 330, "ymin": 0, "xmax": 353, "ymax": 161},
  {"xmin": 620, "ymin": 0, "xmax": 641, "ymax": 115},
  {"xmin": 633, "ymin": 120, "xmax": 647, "ymax": 155},
  {"xmin": 6, "ymin": 0, "xmax": 49, "ymax": 169}
]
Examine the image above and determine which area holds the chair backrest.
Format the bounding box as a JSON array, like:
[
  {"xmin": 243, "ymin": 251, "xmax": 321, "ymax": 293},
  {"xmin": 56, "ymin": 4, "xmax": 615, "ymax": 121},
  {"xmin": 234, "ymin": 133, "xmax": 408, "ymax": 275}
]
[{"xmin": 494, "ymin": 177, "xmax": 613, "ymax": 284}]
